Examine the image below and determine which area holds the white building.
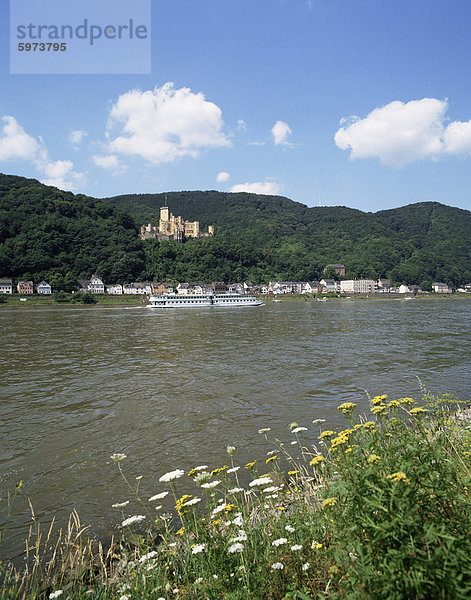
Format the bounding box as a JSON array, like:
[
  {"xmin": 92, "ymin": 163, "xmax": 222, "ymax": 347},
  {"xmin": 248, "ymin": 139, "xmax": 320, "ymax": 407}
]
[
  {"xmin": 106, "ymin": 284, "xmax": 123, "ymax": 295},
  {"xmin": 89, "ymin": 275, "xmax": 105, "ymax": 294},
  {"xmin": 320, "ymin": 279, "xmax": 338, "ymax": 293},
  {"xmin": 340, "ymin": 279, "xmax": 375, "ymax": 294},
  {"xmin": 0, "ymin": 278, "xmax": 13, "ymax": 294},
  {"xmin": 37, "ymin": 281, "xmax": 52, "ymax": 294},
  {"xmin": 432, "ymin": 282, "xmax": 452, "ymax": 294}
]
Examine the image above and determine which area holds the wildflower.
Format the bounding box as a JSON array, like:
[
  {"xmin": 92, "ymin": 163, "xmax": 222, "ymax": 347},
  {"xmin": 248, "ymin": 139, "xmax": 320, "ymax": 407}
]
[
  {"xmin": 227, "ymin": 445, "xmax": 236, "ymax": 456},
  {"xmin": 345, "ymin": 447, "xmax": 353, "ymax": 454},
  {"xmin": 201, "ymin": 480, "xmax": 221, "ymax": 489},
  {"xmin": 149, "ymin": 491, "xmax": 169, "ymax": 501},
  {"xmin": 159, "ymin": 469, "xmax": 184, "ymax": 482},
  {"xmin": 249, "ymin": 476, "xmax": 273, "ymax": 487},
  {"xmin": 271, "ymin": 562, "xmax": 284, "ymax": 570},
  {"xmin": 371, "ymin": 405, "xmax": 387, "ymax": 415},
  {"xmin": 232, "ymin": 514, "xmax": 244, "ymax": 526},
  {"xmin": 230, "ymin": 530, "xmax": 248, "ymax": 542},
  {"xmin": 337, "ymin": 402, "xmax": 356, "ymax": 414},
  {"xmin": 139, "ymin": 551, "xmax": 158, "ymax": 563},
  {"xmin": 322, "ymin": 497, "xmax": 337, "ymax": 508},
  {"xmin": 362, "ymin": 421, "xmax": 376, "ymax": 430},
  {"xmin": 188, "ymin": 465, "xmax": 208, "ymax": 476},
  {"xmin": 302, "ymin": 562, "xmax": 310, "ymax": 571},
  {"xmin": 119, "ymin": 596, "xmax": 129, "ymax": 600},
  {"xmin": 267, "ymin": 450, "xmax": 277, "ymax": 456},
  {"xmin": 228, "ymin": 487, "xmax": 244, "ymax": 493},
  {"xmin": 266, "ymin": 455, "xmax": 278, "ymax": 464},
  {"xmin": 285, "ymin": 525, "xmax": 295, "ymax": 533},
  {"xmin": 312, "ymin": 542, "xmax": 323, "ymax": 549},
  {"xmin": 388, "ymin": 400, "xmax": 400, "ymax": 408},
  {"xmin": 318, "ymin": 430, "xmax": 335, "ymax": 440},
  {"xmin": 258, "ymin": 428, "xmax": 271, "ymax": 433},
  {"xmin": 272, "ymin": 537, "xmax": 287, "ymax": 546},
  {"xmin": 264, "ymin": 485, "xmax": 282, "ymax": 493},
  {"xmin": 310, "ymin": 455, "xmax": 324, "ymax": 466},
  {"xmin": 183, "ymin": 497, "xmax": 201, "ymax": 506},
  {"xmin": 245, "ymin": 461, "xmax": 257, "ymax": 468},
  {"xmin": 121, "ymin": 515, "xmax": 145, "ymax": 527},
  {"xmin": 191, "ymin": 543, "xmax": 206, "ymax": 554},
  {"xmin": 49, "ymin": 592, "xmax": 63, "ymax": 599},
  {"xmin": 292, "ymin": 426, "xmax": 308, "ymax": 434},
  {"xmin": 387, "ymin": 471, "xmax": 411, "ymax": 484},
  {"xmin": 372, "ymin": 396, "xmax": 385, "ymax": 405},
  {"xmin": 227, "ymin": 466, "xmax": 240, "ymax": 473},
  {"xmin": 228, "ymin": 543, "xmax": 244, "ymax": 553},
  {"xmin": 211, "ymin": 465, "xmax": 228, "ymax": 476},
  {"xmin": 288, "ymin": 470, "xmax": 299, "ymax": 476},
  {"xmin": 313, "ymin": 419, "xmax": 326, "ymax": 424},
  {"xmin": 291, "ymin": 441, "xmax": 298, "ymax": 445},
  {"xmin": 176, "ymin": 527, "xmax": 185, "ymax": 536},
  {"xmin": 112, "ymin": 501, "xmax": 129, "ymax": 508},
  {"xmin": 212, "ymin": 503, "xmax": 227, "ymax": 516},
  {"xmin": 110, "ymin": 453, "xmax": 126, "ymax": 462},
  {"xmin": 410, "ymin": 407, "xmax": 428, "ymax": 415},
  {"xmin": 193, "ymin": 471, "xmax": 211, "ymax": 485},
  {"xmin": 291, "ymin": 544, "xmax": 303, "ymax": 551},
  {"xmin": 398, "ymin": 397, "xmax": 414, "ymax": 405},
  {"xmin": 367, "ymin": 454, "xmax": 380, "ymax": 464},
  {"xmin": 213, "ymin": 574, "xmax": 219, "ymax": 579},
  {"xmin": 277, "ymin": 506, "xmax": 287, "ymax": 511}
]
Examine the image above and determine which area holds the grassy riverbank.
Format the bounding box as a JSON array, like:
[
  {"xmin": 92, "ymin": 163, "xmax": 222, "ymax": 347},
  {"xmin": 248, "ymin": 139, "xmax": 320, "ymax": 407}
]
[{"xmin": 2, "ymin": 391, "xmax": 471, "ymax": 599}]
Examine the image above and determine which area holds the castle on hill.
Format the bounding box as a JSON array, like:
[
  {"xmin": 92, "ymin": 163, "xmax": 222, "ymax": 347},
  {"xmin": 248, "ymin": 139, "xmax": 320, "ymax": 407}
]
[{"xmin": 140, "ymin": 205, "xmax": 214, "ymax": 242}]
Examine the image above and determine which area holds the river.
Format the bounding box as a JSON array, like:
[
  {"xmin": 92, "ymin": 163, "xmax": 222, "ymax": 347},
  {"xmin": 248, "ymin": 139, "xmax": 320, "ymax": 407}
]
[{"xmin": 1, "ymin": 298, "xmax": 470, "ymax": 560}]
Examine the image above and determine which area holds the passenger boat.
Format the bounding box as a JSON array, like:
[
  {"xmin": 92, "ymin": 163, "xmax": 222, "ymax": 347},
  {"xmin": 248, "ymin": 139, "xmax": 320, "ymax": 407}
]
[{"xmin": 147, "ymin": 293, "xmax": 264, "ymax": 308}]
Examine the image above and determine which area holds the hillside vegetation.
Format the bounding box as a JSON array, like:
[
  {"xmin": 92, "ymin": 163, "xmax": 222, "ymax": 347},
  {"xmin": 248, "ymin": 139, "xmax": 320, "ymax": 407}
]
[
  {"xmin": 1, "ymin": 174, "xmax": 470, "ymax": 287},
  {"xmin": 107, "ymin": 190, "xmax": 471, "ymax": 287}
]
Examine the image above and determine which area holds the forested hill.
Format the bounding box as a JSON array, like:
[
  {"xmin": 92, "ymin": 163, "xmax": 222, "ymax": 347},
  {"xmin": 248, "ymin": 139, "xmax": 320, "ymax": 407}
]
[
  {"xmin": 0, "ymin": 173, "xmax": 145, "ymax": 288},
  {"xmin": 1, "ymin": 174, "xmax": 470, "ymax": 288},
  {"xmin": 106, "ymin": 190, "xmax": 471, "ymax": 287}
]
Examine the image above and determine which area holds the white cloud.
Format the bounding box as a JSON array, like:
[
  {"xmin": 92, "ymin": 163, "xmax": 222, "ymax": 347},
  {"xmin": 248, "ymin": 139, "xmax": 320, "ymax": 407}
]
[
  {"xmin": 106, "ymin": 82, "xmax": 231, "ymax": 165},
  {"xmin": 334, "ymin": 98, "xmax": 471, "ymax": 167},
  {"xmin": 230, "ymin": 181, "xmax": 280, "ymax": 195},
  {"xmin": 247, "ymin": 141, "xmax": 266, "ymax": 146},
  {"xmin": 0, "ymin": 116, "xmax": 39, "ymax": 161},
  {"xmin": 69, "ymin": 129, "xmax": 87, "ymax": 145},
  {"xmin": 443, "ymin": 120, "xmax": 471, "ymax": 155},
  {"xmin": 237, "ymin": 119, "xmax": 247, "ymax": 131},
  {"xmin": 93, "ymin": 154, "xmax": 125, "ymax": 172},
  {"xmin": 272, "ymin": 120, "xmax": 292, "ymax": 146},
  {"xmin": 0, "ymin": 115, "xmax": 83, "ymax": 191},
  {"xmin": 216, "ymin": 171, "xmax": 230, "ymax": 182}
]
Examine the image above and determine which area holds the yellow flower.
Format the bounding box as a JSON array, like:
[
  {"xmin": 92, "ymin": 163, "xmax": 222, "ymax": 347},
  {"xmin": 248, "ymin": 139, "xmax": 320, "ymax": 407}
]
[
  {"xmin": 288, "ymin": 470, "xmax": 300, "ymax": 475},
  {"xmin": 322, "ymin": 497, "xmax": 337, "ymax": 508},
  {"xmin": 245, "ymin": 461, "xmax": 257, "ymax": 469},
  {"xmin": 337, "ymin": 402, "xmax": 356, "ymax": 414},
  {"xmin": 176, "ymin": 527, "xmax": 185, "ymax": 536},
  {"xmin": 344, "ymin": 447, "xmax": 353, "ymax": 454},
  {"xmin": 398, "ymin": 397, "xmax": 414, "ymax": 405},
  {"xmin": 266, "ymin": 455, "xmax": 278, "ymax": 464},
  {"xmin": 371, "ymin": 405, "xmax": 387, "ymax": 415},
  {"xmin": 211, "ymin": 519, "xmax": 220, "ymax": 526},
  {"xmin": 310, "ymin": 455, "xmax": 324, "ymax": 466},
  {"xmin": 318, "ymin": 430, "xmax": 335, "ymax": 440},
  {"xmin": 367, "ymin": 454, "xmax": 380, "ymax": 464},
  {"xmin": 311, "ymin": 542, "xmax": 323, "ymax": 549},
  {"xmin": 388, "ymin": 400, "xmax": 400, "ymax": 408},
  {"xmin": 260, "ymin": 473, "xmax": 271, "ymax": 478},
  {"xmin": 277, "ymin": 506, "xmax": 287, "ymax": 511},
  {"xmin": 211, "ymin": 465, "xmax": 228, "ymax": 476},
  {"xmin": 410, "ymin": 407, "xmax": 428, "ymax": 415},
  {"xmin": 372, "ymin": 395, "xmax": 385, "ymax": 405},
  {"xmin": 387, "ymin": 471, "xmax": 411, "ymax": 484},
  {"xmin": 362, "ymin": 421, "xmax": 376, "ymax": 430}
]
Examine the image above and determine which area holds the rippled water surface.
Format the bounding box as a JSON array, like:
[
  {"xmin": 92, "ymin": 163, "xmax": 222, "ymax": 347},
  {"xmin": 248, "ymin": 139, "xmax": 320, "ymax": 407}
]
[{"xmin": 1, "ymin": 299, "xmax": 470, "ymax": 558}]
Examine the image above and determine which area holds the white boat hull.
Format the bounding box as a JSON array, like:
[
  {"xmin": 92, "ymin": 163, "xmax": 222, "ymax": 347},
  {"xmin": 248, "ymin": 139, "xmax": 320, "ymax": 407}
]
[{"xmin": 147, "ymin": 293, "xmax": 264, "ymax": 308}]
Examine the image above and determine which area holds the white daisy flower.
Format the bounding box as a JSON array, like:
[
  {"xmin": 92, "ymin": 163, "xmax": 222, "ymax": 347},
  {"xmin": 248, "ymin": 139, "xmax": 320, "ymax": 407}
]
[
  {"xmin": 249, "ymin": 477, "xmax": 273, "ymax": 487},
  {"xmin": 302, "ymin": 562, "xmax": 310, "ymax": 570},
  {"xmin": 292, "ymin": 427, "xmax": 308, "ymax": 434},
  {"xmin": 110, "ymin": 453, "xmax": 126, "ymax": 462},
  {"xmin": 192, "ymin": 544, "xmax": 206, "ymax": 554},
  {"xmin": 159, "ymin": 469, "xmax": 184, "ymax": 482},
  {"xmin": 291, "ymin": 544, "xmax": 303, "ymax": 551},
  {"xmin": 272, "ymin": 538, "xmax": 287, "ymax": 546},
  {"xmin": 183, "ymin": 497, "xmax": 201, "ymax": 506},
  {"xmin": 211, "ymin": 503, "xmax": 227, "ymax": 516},
  {"xmin": 227, "ymin": 466, "xmax": 240, "ymax": 473},
  {"xmin": 271, "ymin": 562, "xmax": 284, "ymax": 570},
  {"xmin": 121, "ymin": 515, "xmax": 146, "ymax": 527},
  {"xmin": 112, "ymin": 501, "xmax": 129, "ymax": 508},
  {"xmin": 149, "ymin": 491, "xmax": 169, "ymax": 501},
  {"xmin": 201, "ymin": 480, "xmax": 220, "ymax": 489},
  {"xmin": 232, "ymin": 515, "xmax": 244, "ymax": 527},
  {"xmin": 49, "ymin": 592, "xmax": 63, "ymax": 599},
  {"xmin": 313, "ymin": 419, "xmax": 326, "ymax": 424},
  {"xmin": 139, "ymin": 551, "xmax": 158, "ymax": 563},
  {"xmin": 228, "ymin": 543, "xmax": 244, "ymax": 553},
  {"xmin": 258, "ymin": 428, "xmax": 271, "ymax": 433},
  {"xmin": 228, "ymin": 487, "xmax": 244, "ymax": 493},
  {"xmin": 285, "ymin": 525, "xmax": 295, "ymax": 533}
]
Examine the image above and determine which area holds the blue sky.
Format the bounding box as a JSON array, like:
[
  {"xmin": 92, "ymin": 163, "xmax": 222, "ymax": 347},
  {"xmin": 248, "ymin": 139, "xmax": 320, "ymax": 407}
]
[{"xmin": 1, "ymin": 0, "xmax": 471, "ymax": 212}]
